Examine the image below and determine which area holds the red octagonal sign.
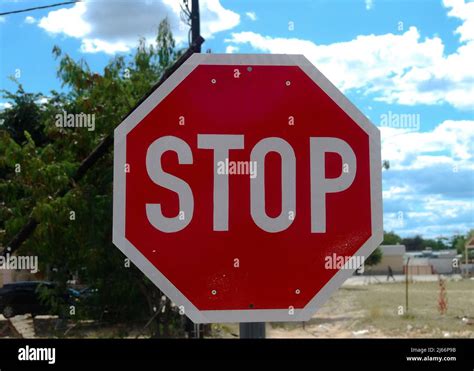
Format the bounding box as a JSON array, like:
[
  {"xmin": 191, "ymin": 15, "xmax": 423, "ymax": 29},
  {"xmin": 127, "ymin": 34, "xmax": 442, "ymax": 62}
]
[{"xmin": 113, "ymin": 54, "xmax": 383, "ymax": 323}]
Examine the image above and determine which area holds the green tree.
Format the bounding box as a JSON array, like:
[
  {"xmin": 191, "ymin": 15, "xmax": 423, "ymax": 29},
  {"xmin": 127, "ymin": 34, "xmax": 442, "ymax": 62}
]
[
  {"xmin": 420, "ymin": 237, "xmax": 449, "ymax": 251},
  {"xmin": 365, "ymin": 246, "xmax": 382, "ymax": 267},
  {"xmin": 0, "ymin": 19, "xmax": 184, "ymax": 337},
  {"xmin": 453, "ymin": 229, "xmax": 474, "ymax": 259},
  {"xmin": 402, "ymin": 235, "xmax": 424, "ymax": 251},
  {"xmin": 382, "ymin": 230, "xmax": 402, "ymax": 245},
  {"xmin": 0, "ymin": 86, "xmax": 46, "ymax": 146}
]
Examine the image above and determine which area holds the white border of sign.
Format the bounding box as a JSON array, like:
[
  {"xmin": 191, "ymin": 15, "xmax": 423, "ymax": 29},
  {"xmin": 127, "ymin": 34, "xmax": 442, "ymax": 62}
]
[{"xmin": 113, "ymin": 54, "xmax": 383, "ymax": 323}]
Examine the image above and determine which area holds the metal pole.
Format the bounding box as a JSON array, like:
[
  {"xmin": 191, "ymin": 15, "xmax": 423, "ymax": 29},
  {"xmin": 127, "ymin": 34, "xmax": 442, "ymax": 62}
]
[
  {"xmin": 466, "ymin": 243, "xmax": 468, "ymax": 274},
  {"xmin": 240, "ymin": 323, "xmax": 266, "ymax": 338},
  {"xmin": 405, "ymin": 257, "xmax": 410, "ymax": 313},
  {"xmin": 193, "ymin": 323, "xmax": 201, "ymax": 339},
  {"xmin": 191, "ymin": 0, "xmax": 201, "ymax": 53}
]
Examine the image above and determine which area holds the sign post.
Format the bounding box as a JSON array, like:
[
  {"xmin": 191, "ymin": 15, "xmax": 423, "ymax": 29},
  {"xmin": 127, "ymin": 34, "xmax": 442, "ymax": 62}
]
[
  {"xmin": 240, "ymin": 323, "xmax": 265, "ymax": 339},
  {"xmin": 113, "ymin": 53, "xmax": 383, "ymax": 327}
]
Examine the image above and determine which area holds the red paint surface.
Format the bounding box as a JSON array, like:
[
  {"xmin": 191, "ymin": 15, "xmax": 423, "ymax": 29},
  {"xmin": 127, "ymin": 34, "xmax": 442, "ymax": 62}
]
[{"xmin": 125, "ymin": 65, "xmax": 372, "ymax": 310}]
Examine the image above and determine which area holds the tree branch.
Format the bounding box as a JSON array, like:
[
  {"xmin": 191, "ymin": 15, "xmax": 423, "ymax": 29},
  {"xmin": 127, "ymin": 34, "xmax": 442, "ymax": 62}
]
[{"xmin": 1, "ymin": 36, "xmax": 205, "ymax": 257}]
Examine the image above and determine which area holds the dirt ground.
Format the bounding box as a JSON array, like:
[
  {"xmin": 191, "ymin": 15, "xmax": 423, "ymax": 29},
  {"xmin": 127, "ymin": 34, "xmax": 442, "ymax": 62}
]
[{"xmin": 213, "ymin": 277, "xmax": 474, "ymax": 338}]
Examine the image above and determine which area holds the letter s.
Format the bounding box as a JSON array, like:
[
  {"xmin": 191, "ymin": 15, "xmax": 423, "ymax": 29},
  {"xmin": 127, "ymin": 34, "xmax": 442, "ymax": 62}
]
[{"xmin": 146, "ymin": 136, "xmax": 194, "ymax": 232}]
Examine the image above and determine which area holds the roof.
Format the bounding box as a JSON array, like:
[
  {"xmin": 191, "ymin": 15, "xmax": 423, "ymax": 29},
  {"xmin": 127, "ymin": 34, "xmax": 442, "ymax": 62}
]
[{"xmin": 380, "ymin": 244, "xmax": 406, "ymax": 256}]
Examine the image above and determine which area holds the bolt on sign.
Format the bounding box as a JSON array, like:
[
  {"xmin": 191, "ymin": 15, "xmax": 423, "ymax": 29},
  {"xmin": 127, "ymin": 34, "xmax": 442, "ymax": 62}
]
[{"xmin": 113, "ymin": 54, "xmax": 383, "ymax": 323}]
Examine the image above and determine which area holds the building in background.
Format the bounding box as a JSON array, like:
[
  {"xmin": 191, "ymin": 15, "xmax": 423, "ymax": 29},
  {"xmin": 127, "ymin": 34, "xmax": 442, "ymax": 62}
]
[
  {"xmin": 367, "ymin": 245, "xmax": 460, "ymax": 276},
  {"xmin": 369, "ymin": 245, "xmax": 406, "ymax": 275},
  {"xmin": 404, "ymin": 248, "xmax": 459, "ymax": 275}
]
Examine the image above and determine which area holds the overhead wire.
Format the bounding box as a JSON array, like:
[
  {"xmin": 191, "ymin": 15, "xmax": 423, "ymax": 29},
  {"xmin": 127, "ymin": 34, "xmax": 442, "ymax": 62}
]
[{"xmin": 0, "ymin": 1, "xmax": 80, "ymax": 17}]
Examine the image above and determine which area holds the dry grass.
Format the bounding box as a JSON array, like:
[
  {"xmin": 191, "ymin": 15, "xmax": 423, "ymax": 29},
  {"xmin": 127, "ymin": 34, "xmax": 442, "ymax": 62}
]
[
  {"xmin": 241, "ymin": 278, "xmax": 474, "ymax": 338},
  {"xmin": 351, "ymin": 279, "xmax": 474, "ymax": 337}
]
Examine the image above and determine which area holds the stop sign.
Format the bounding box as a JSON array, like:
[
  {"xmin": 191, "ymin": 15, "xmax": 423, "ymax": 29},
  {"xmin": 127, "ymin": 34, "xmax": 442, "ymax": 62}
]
[{"xmin": 113, "ymin": 54, "xmax": 382, "ymax": 323}]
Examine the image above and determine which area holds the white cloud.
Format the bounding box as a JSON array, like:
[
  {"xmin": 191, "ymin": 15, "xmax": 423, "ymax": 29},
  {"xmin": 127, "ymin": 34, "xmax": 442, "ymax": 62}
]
[
  {"xmin": 383, "ymin": 190, "xmax": 474, "ymax": 237},
  {"xmin": 36, "ymin": 97, "xmax": 49, "ymax": 105},
  {"xmin": 365, "ymin": 0, "xmax": 374, "ymax": 10},
  {"xmin": 384, "ymin": 209, "xmax": 473, "ymax": 237},
  {"xmin": 38, "ymin": 2, "xmax": 90, "ymax": 38},
  {"xmin": 380, "ymin": 118, "xmax": 473, "ymax": 237},
  {"xmin": 0, "ymin": 102, "xmax": 12, "ymax": 110},
  {"xmin": 24, "ymin": 16, "xmax": 36, "ymax": 24},
  {"xmin": 0, "ymin": 17, "xmax": 5, "ymax": 24},
  {"xmin": 383, "ymin": 185, "xmax": 413, "ymax": 200},
  {"xmin": 201, "ymin": 0, "xmax": 240, "ymax": 36},
  {"xmin": 81, "ymin": 38, "xmax": 130, "ymax": 54},
  {"xmin": 38, "ymin": 0, "xmax": 240, "ymax": 54},
  {"xmin": 444, "ymin": 0, "xmax": 474, "ymax": 42},
  {"xmin": 423, "ymin": 196, "xmax": 471, "ymax": 218},
  {"xmin": 381, "ymin": 120, "xmax": 474, "ymax": 171},
  {"xmin": 225, "ymin": 45, "xmax": 239, "ymax": 54},
  {"xmin": 245, "ymin": 11, "xmax": 257, "ymax": 21},
  {"xmin": 225, "ymin": 0, "xmax": 474, "ymax": 110}
]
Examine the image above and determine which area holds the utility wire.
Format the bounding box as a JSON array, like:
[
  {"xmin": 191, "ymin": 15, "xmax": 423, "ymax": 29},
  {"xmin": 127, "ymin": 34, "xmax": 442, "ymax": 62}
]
[{"xmin": 0, "ymin": 1, "xmax": 80, "ymax": 17}]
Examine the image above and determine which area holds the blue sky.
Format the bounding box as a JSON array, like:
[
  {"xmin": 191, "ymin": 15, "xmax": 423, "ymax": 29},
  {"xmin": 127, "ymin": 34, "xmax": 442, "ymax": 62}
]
[{"xmin": 0, "ymin": 0, "xmax": 473, "ymax": 240}]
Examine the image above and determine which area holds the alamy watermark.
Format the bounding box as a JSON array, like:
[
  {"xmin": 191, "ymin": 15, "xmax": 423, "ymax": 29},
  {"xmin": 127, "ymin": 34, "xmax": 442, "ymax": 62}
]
[
  {"xmin": 0, "ymin": 253, "xmax": 38, "ymax": 274},
  {"xmin": 18, "ymin": 345, "xmax": 55, "ymax": 365},
  {"xmin": 325, "ymin": 253, "xmax": 365, "ymax": 273},
  {"xmin": 380, "ymin": 110, "xmax": 420, "ymax": 131},
  {"xmin": 55, "ymin": 110, "xmax": 95, "ymax": 131},
  {"xmin": 217, "ymin": 159, "xmax": 258, "ymax": 179}
]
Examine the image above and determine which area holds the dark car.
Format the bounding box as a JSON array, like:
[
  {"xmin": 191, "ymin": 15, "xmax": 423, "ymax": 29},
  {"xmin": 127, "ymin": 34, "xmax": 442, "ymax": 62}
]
[{"xmin": 0, "ymin": 281, "xmax": 76, "ymax": 319}]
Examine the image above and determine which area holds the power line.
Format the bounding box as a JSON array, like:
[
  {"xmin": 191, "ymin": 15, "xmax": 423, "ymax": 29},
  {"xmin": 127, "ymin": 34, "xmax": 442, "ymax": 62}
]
[{"xmin": 0, "ymin": 1, "xmax": 80, "ymax": 17}]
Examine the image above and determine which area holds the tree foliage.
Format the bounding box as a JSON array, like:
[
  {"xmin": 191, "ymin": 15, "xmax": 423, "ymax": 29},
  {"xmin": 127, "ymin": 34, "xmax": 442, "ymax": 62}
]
[
  {"xmin": 382, "ymin": 231, "xmax": 402, "ymax": 245},
  {"xmin": 401, "ymin": 235, "xmax": 449, "ymax": 251},
  {"xmin": 365, "ymin": 246, "xmax": 382, "ymax": 267},
  {"xmin": 451, "ymin": 229, "xmax": 474, "ymax": 258},
  {"xmin": 0, "ymin": 19, "xmax": 184, "ymax": 337},
  {"xmin": 381, "ymin": 231, "xmax": 454, "ymax": 252}
]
